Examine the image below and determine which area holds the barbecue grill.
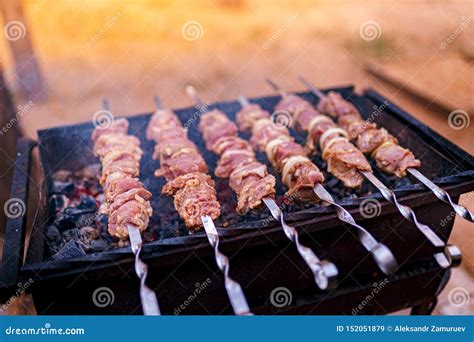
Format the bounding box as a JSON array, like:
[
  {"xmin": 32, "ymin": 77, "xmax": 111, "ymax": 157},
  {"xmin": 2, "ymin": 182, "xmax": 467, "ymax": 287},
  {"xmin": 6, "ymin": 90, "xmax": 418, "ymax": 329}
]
[{"xmin": 1, "ymin": 86, "xmax": 472, "ymax": 315}]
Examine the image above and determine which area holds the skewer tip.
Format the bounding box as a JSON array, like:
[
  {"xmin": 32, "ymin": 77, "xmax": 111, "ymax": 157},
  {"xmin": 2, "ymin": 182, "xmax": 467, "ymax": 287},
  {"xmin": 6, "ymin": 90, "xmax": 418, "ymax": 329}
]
[
  {"xmin": 297, "ymin": 76, "xmax": 326, "ymax": 99},
  {"xmin": 102, "ymin": 98, "xmax": 110, "ymax": 111},
  {"xmin": 265, "ymin": 79, "xmax": 287, "ymax": 97},
  {"xmin": 153, "ymin": 96, "xmax": 162, "ymax": 110},
  {"xmin": 185, "ymin": 84, "xmax": 197, "ymax": 97},
  {"xmin": 265, "ymin": 78, "xmax": 279, "ymax": 91},
  {"xmin": 238, "ymin": 95, "xmax": 250, "ymax": 107}
]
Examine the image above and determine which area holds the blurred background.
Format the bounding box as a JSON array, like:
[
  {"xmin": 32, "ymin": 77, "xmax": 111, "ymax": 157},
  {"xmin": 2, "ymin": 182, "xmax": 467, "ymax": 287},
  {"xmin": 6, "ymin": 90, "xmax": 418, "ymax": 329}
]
[{"xmin": 0, "ymin": 0, "xmax": 472, "ymax": 314}]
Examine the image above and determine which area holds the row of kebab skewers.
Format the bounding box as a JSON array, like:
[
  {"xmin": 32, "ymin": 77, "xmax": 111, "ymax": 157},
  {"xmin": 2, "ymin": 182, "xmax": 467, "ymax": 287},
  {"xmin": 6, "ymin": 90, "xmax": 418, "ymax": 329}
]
[{"xmin": 91, "ymin": 79, "xmax": 472, "ymax": 315}]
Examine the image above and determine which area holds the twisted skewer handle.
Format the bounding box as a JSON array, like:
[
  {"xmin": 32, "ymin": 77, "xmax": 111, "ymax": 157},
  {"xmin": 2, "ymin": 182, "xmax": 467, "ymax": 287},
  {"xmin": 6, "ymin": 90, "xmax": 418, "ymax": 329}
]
[
  {"xmin": 127, "ymin": 225, "xmax": 161, "ymax": 315},
  {"xmin": 263, "ymin": 198, "xmax": 338, "ymax": 290},
  {"xmin": 201, "ymin": 216, "xmax": 253, "ymax": 315},
  {"xmin": 362, "ymin": 172, "xmax": 462, "ymax": 268},
  {"xmin": 408, "ymin": 168, "xmax": 473, "ymax": 223},
  {"xmin": 313, "ymin": 184, "xmax": 398, "ymax": 275}
]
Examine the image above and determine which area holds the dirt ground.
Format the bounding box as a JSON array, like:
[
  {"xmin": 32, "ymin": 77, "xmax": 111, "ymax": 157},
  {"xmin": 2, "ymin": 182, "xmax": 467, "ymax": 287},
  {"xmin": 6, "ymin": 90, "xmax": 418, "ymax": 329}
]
[{"xmin": 0, "ymin": 0, "xmax": 472, "ymax": 315}]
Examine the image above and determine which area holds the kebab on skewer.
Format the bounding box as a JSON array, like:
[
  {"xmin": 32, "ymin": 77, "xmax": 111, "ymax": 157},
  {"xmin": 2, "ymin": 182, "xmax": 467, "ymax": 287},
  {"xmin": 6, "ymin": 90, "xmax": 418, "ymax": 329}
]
[
  {"xmin": 266, "ymin": 79, "xmax": 462, "ymax": 268},
  {"xmin": 91, "ymin": 103, "xmax": 160, "ymax": 315},
  {"xmin": 236, "ymin": 96, "xmax": 398, "ymax": 276},
  {"xmin": 186, "ymin": 85, "xmax": 338, "ymax": 290},
  {"xmin": 146, "ymin": 96, "xmax": 251, "ymax": 315},
  {"xmin": 146, "ymin": 97, "xmax": 220, "ymax": 230},
  {"xmin": 298, "ymin": 77, "xmax": 473, "ymax": 223}
]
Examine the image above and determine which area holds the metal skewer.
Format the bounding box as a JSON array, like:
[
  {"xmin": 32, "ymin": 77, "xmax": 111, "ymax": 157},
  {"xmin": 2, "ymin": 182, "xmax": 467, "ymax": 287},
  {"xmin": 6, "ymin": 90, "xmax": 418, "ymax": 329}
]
[
  {"xmin": 239, "ymin": 95, "xmax": 339, "ymax": 287},
  {"xmin": 201, "ymin": 216, "xmax": 252, "ymax": 315},
  {"xmin": 361, "ymin": 172, "xmax": 461, "ymax": 268},
  {"xmin": 298, "ymin": 76, "xmax": 473, "ymax": 224},
  {"xmin": 262, "ymin": 83, "xmax": 399, "ymax": 275},
  {"xmin": 127, "ymin": 224, "xmax": 161, "ymax": 315},
  {"xmin": 407, "ymin": 168, "xmax": 473, "ymax": 222},
  {"xmin": 296, "ymin": 77, "xmax": 464, "ymax": 268},
  {"xmin": 152, "ymin": 95, "xmax": 252, "ymax": 315},
  {"xmin": 186, "ymin": 86, "xmax": 338, "ymax": 289},
  {"xmin": 100, "ymin": 100, "xmax": 160, "ymax": 316}
]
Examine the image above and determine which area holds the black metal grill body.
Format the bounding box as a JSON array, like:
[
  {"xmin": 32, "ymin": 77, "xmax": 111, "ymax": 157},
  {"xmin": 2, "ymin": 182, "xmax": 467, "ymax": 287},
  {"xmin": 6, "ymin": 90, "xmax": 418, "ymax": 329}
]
[{"xmin": 1, "ymin": 87, "xmax": 472, "ymax": 314}]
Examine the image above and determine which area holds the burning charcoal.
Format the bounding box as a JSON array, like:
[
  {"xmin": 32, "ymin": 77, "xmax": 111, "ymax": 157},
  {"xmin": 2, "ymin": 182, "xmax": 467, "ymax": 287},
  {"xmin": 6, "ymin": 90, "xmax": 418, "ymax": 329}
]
[
  {"xmin": 56, "ymin": 207, "xmax": 97, "ymax": 230},
  {"xmin": 97, "ymin": 214, "xmax": 109, "ymax": 236},
  {"xmin": 90, "ymin": 239, "xmax": 108, "ymax": 252},
  {"xmin": 79, "ymin": 226, "xmax": 100, "ymax": 246},
  {"xmin": 46, "ymin": 225, "xmax": 61, "ymax": 241},
  {"xmin": 54, "ymin": 212, "xmax": 76, "ymax": 231},
  {"xmin": 62, "ymin": 228, "xmax": 79, "ymax": 242},
  {"xmin": 325, "ymin": 177, "xmax": 339, "ymax": 189},
  {"xmin": 77, "ymin": 196, "xmax": 98, "ymax": 211},
  {"xmin": 52, "ymin": 240, "xmax": 86, "ymax": 260},
  {"xmin": 51, "ymin": 180, "xmax": 75, "ymax": 197},
  {"xmin": 45, "ymin": 225, "xmax": 64, "ymax": 255},
  {"xmin": 143, "ymin": 230, "xmax": 157, "ymax": 243},
  {"xmin": 49, "ymin": 194, "xmax": 69, "ymax": 214}
]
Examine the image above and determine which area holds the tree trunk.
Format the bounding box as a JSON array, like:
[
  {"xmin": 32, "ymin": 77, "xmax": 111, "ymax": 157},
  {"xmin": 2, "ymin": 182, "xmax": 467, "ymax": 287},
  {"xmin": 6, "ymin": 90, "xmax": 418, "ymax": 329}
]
[
  {"xmin": 0, "ymin": 0, "xmax": 46, "ymax": 101},
  {"xmin": 0, "ymin": 63, "xmax": 22, "ymax": 237}
]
